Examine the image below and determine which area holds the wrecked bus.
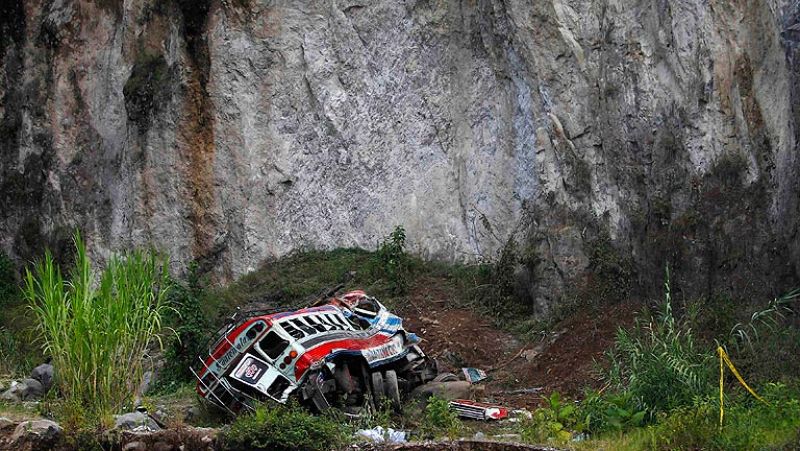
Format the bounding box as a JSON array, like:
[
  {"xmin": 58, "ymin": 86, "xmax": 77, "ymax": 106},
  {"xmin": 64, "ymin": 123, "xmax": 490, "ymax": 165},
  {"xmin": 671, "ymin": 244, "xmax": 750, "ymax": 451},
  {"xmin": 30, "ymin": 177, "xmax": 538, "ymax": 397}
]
[{"xmin": 192, "ymin": 290, "xmax": 438, "ymax": 415}]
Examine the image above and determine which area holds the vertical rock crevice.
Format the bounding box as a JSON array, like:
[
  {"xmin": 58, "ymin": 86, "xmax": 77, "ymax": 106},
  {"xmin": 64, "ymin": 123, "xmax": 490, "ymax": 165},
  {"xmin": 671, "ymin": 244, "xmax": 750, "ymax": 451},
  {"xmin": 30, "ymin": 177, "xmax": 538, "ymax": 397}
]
[{"xmin": 175, "ymin": 0, "xmax": 223, "ymax": 273}]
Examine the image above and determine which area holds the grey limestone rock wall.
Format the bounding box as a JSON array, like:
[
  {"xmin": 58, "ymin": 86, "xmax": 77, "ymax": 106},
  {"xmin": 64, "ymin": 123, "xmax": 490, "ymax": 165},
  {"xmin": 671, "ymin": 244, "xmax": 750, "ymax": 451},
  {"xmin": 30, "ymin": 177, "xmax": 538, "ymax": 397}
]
[{"xmin": 2, "ymin": 0, "xmax": 800, "ymax": 315}]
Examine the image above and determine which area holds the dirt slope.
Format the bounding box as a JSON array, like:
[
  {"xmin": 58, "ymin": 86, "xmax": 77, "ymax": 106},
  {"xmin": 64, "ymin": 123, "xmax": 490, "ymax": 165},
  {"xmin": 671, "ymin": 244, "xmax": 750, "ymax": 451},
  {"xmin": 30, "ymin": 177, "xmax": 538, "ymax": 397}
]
[{"xmin": 395, "ymin": 278, "xmax": 638, "ymax": 410}]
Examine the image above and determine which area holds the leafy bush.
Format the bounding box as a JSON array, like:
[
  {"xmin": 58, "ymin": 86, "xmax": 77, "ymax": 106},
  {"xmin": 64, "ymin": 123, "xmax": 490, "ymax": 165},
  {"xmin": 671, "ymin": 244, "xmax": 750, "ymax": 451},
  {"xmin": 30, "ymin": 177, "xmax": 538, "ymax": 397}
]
[
  {"xmin": 418, "ymin": 396, "xmax": 462, "ymax": 439},
  {"xmin": 24, "ymin": 232, "xmax": 171, "ymax": 426},
  {"xmin": 604, "ymin": 269, "xmax": 711, "ymax": 416},
  {"xmin": 580, "ymin": 390, "xmax": 647, "ymax": 434},
  {"xmin": 222, "ymin": 403, "xmax": 350, "ymax": 451},
  {"xmin": 520, "ymin": 392, "xmax": 583, "ymax": 445},
  {"xmin": 374, "ymin": 226, "xmax": 409, "ymax": 294}
]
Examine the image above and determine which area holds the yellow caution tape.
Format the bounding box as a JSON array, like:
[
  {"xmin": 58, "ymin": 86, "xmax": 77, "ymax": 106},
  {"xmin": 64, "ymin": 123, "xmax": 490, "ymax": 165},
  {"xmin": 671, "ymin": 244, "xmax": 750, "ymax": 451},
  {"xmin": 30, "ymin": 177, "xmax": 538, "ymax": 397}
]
[{"xmin": 717, "ymin": 346, "xmax": 769, "ymax": 427}]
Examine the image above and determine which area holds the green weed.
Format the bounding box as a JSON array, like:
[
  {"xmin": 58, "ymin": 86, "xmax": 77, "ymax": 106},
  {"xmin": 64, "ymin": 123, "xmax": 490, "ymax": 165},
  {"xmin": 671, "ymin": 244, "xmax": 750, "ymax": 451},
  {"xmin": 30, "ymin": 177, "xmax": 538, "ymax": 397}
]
[
  {"xmin": 417, "ymin": 396, "xmax": 462, "ymax": 440},
  {"xmin": 604, "ymin": 268, "xmax": 711, "ymax": 416},
  {"xmin": 222, "ymin": 402, "xmax": 350, "ymax": 451},
  {"xmin": 520, "ymin": 392, "xmax": 583, "ymax": 445},
  {"xmin": 580, "ymin": 390, "xmax": 647, "ymax": 434},
  {"xmin": 374, "ymin": 226, "xmax": 410, "ymax": 294}
]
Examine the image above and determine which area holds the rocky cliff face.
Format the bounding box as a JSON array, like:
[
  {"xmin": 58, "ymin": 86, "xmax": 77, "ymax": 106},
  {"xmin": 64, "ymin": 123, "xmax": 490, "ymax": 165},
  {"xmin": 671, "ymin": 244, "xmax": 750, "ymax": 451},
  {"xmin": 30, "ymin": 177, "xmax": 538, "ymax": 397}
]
[{"xmin": 2, "ymin": 0, "xmax": 799, "ymax": 315}]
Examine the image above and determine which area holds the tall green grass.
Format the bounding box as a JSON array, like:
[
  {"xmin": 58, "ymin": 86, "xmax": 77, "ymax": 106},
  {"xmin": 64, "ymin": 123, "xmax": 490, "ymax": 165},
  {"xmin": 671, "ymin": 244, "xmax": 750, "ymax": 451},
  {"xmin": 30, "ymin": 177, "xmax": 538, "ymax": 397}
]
[
  {"xmin": 23, "ymin": 233, "xmax": 171, "ymax": 426},
  {"xmin": 604, "ymin": 268, "xmax": 711, "ymax": 416}
]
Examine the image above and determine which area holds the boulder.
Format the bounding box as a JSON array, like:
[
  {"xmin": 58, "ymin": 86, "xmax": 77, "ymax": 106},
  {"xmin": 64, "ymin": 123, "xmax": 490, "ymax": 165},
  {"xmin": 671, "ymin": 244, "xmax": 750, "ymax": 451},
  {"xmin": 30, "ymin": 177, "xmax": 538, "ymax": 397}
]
[
  {"xmin": 20, "ymin": 379, "xmax": 45, "ymax": 400},
  {"xmin": 0, "ymin": 379, "xmax": 45, "ymax": 402},
  {"xmin": 183, "ymin": 406, "xmax": 201, "ymax": 423},
  {"xmin": 30, "ymin": 364, "xmax": 54, "ymax": 392},
  {"xmin": 410, "ymin": 381, "xmax": 472, "ymax": 402},
  {"xmin": 114, "ymin": 412, "xmax": 160, "ymax": 432},
  {"xmin": 10, "ymin": 419, "xmax": 62, "ymax": 449}
]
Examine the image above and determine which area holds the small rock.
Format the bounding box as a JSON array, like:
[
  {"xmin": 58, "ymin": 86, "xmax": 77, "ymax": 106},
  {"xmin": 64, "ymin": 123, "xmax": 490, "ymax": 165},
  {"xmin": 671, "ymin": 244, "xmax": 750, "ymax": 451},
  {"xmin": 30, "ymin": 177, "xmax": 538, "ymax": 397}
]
[
  {"xmin": 522, "ymin": 349, "xmax": 540, "ymax": 362},
  {"xmin": 11, "ymin": 419, "xmax": 62, "ymax": 447},
  {"xmin": 0, "ymin": 381, "xmax": 22, "ymax": 402},
  {"xmin": 473, "ymin": 431, "xmax": 486, "ymax": 440},
  {"xmin": 123, "ymin": 441, "xmax": 147, "ymax": 451},
  {"xmin": 0, "ymin": 417, "xmax": 16, "ymax": 430},
  {"xmin": 0, "ymin": 379, "xmax": 43, "ymax": 401},
  {"xmin": 114, "ymin": 412, "xmax": 160, "ymax": 432},
  {"xmin": 30, "ymin": 364, "xmax": 54, "ymax": 392},
  {"xmin": 183, "ymin": 406, "xmax": 201, "ymax": 423}
]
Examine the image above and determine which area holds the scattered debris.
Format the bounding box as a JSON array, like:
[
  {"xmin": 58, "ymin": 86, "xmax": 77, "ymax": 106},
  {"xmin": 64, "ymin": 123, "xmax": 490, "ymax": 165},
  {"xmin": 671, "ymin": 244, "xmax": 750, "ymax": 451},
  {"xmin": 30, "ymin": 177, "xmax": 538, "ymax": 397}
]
[
  {"xmin": 506, "ymin": 409, "xmax": 533, "ymax": 422},
  {"xmin": 193, "ymin": 289, "xmax": 438, "ymax": 415},
  {"xmin": 0, "ymin": 418, "xmax": 14, "ymax": 430},
  {"xmin": 449, "ymin": 399, "xmax": 508, "ymax": 420},
  {"xmin": 432, "ymin": 372, "xmax": 459, "ymax": 383},
  {"xmin": 462, "ymin": 367, "xmax": 487, "ymax": 384},
  {"xmin": 356, "ymin": 426, "xmax": 408, "ymax": 443}
]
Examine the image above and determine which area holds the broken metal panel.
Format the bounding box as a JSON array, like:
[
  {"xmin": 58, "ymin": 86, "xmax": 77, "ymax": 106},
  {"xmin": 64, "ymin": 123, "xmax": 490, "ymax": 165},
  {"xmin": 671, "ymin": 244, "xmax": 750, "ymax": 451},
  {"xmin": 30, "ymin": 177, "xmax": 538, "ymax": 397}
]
[{"xmin": 449, "ymin": 399, "xmax": 509, "ymax": 420}]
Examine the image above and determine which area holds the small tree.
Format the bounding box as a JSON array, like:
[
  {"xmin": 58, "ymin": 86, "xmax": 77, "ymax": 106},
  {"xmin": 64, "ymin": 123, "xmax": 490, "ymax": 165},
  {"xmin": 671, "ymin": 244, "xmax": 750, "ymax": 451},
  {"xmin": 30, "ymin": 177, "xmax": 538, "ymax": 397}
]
[
  {"xmin": 375, "ymin": 226, "xmax": 409, "ymax": 294},
  {"xmin": 24, "ymin": 232, "xmax": 171, "ymax": 426}
]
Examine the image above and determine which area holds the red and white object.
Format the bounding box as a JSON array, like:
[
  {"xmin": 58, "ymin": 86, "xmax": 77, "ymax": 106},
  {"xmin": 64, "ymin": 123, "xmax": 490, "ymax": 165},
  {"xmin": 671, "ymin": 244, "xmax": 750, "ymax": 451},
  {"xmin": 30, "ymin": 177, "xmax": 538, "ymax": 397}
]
[{"xmin": 449, "ymin": 399, "xmax": 509, "ymax": 420}]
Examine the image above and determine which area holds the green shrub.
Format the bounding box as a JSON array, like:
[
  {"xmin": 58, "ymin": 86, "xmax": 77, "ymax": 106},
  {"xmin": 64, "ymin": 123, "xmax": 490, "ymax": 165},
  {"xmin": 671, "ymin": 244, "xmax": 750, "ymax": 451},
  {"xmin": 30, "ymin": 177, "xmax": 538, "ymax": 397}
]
[
  {"xmin": 580, "ymin": 390, "xmax": 647, "ymax": 434},
  {"xmin": 418, "ymin": 396, "xmax": 462, "ymax": 440},
  {"xmin": 604, "ymin": 268, "xmax": 711, "ymax": 416},
  {"xmin": 155, "ymin": 263, "xmax": 211, "ymax": 391},
  {"xmin": 520, "ymin": 392, "xmax": 583, "ymax": 445},
  {"xmin": 24, "ymin": 232, "xmax": 172, "ymax": 426},
  {"xmin": 374, "ymin": 226, "xmax": 410, "ymax": 294},
  {"xmin": 222, "ymin": 403, "xmax": 350, "ymax": 451}
]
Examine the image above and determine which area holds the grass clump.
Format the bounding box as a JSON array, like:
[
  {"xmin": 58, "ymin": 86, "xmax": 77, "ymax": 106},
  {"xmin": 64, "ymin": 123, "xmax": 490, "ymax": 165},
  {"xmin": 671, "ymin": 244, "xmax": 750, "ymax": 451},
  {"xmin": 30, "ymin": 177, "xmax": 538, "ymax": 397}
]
[
  {"xmin": 577, "ymin": 383, "xmax": 800, "ymax": 450},
  {"xmin": 24, "ymin": 232, "xmax": 171, "ymax": 426},
  {"xmin": 222, "ymin": 402, "xmax": 350, "ymax": 451}
]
